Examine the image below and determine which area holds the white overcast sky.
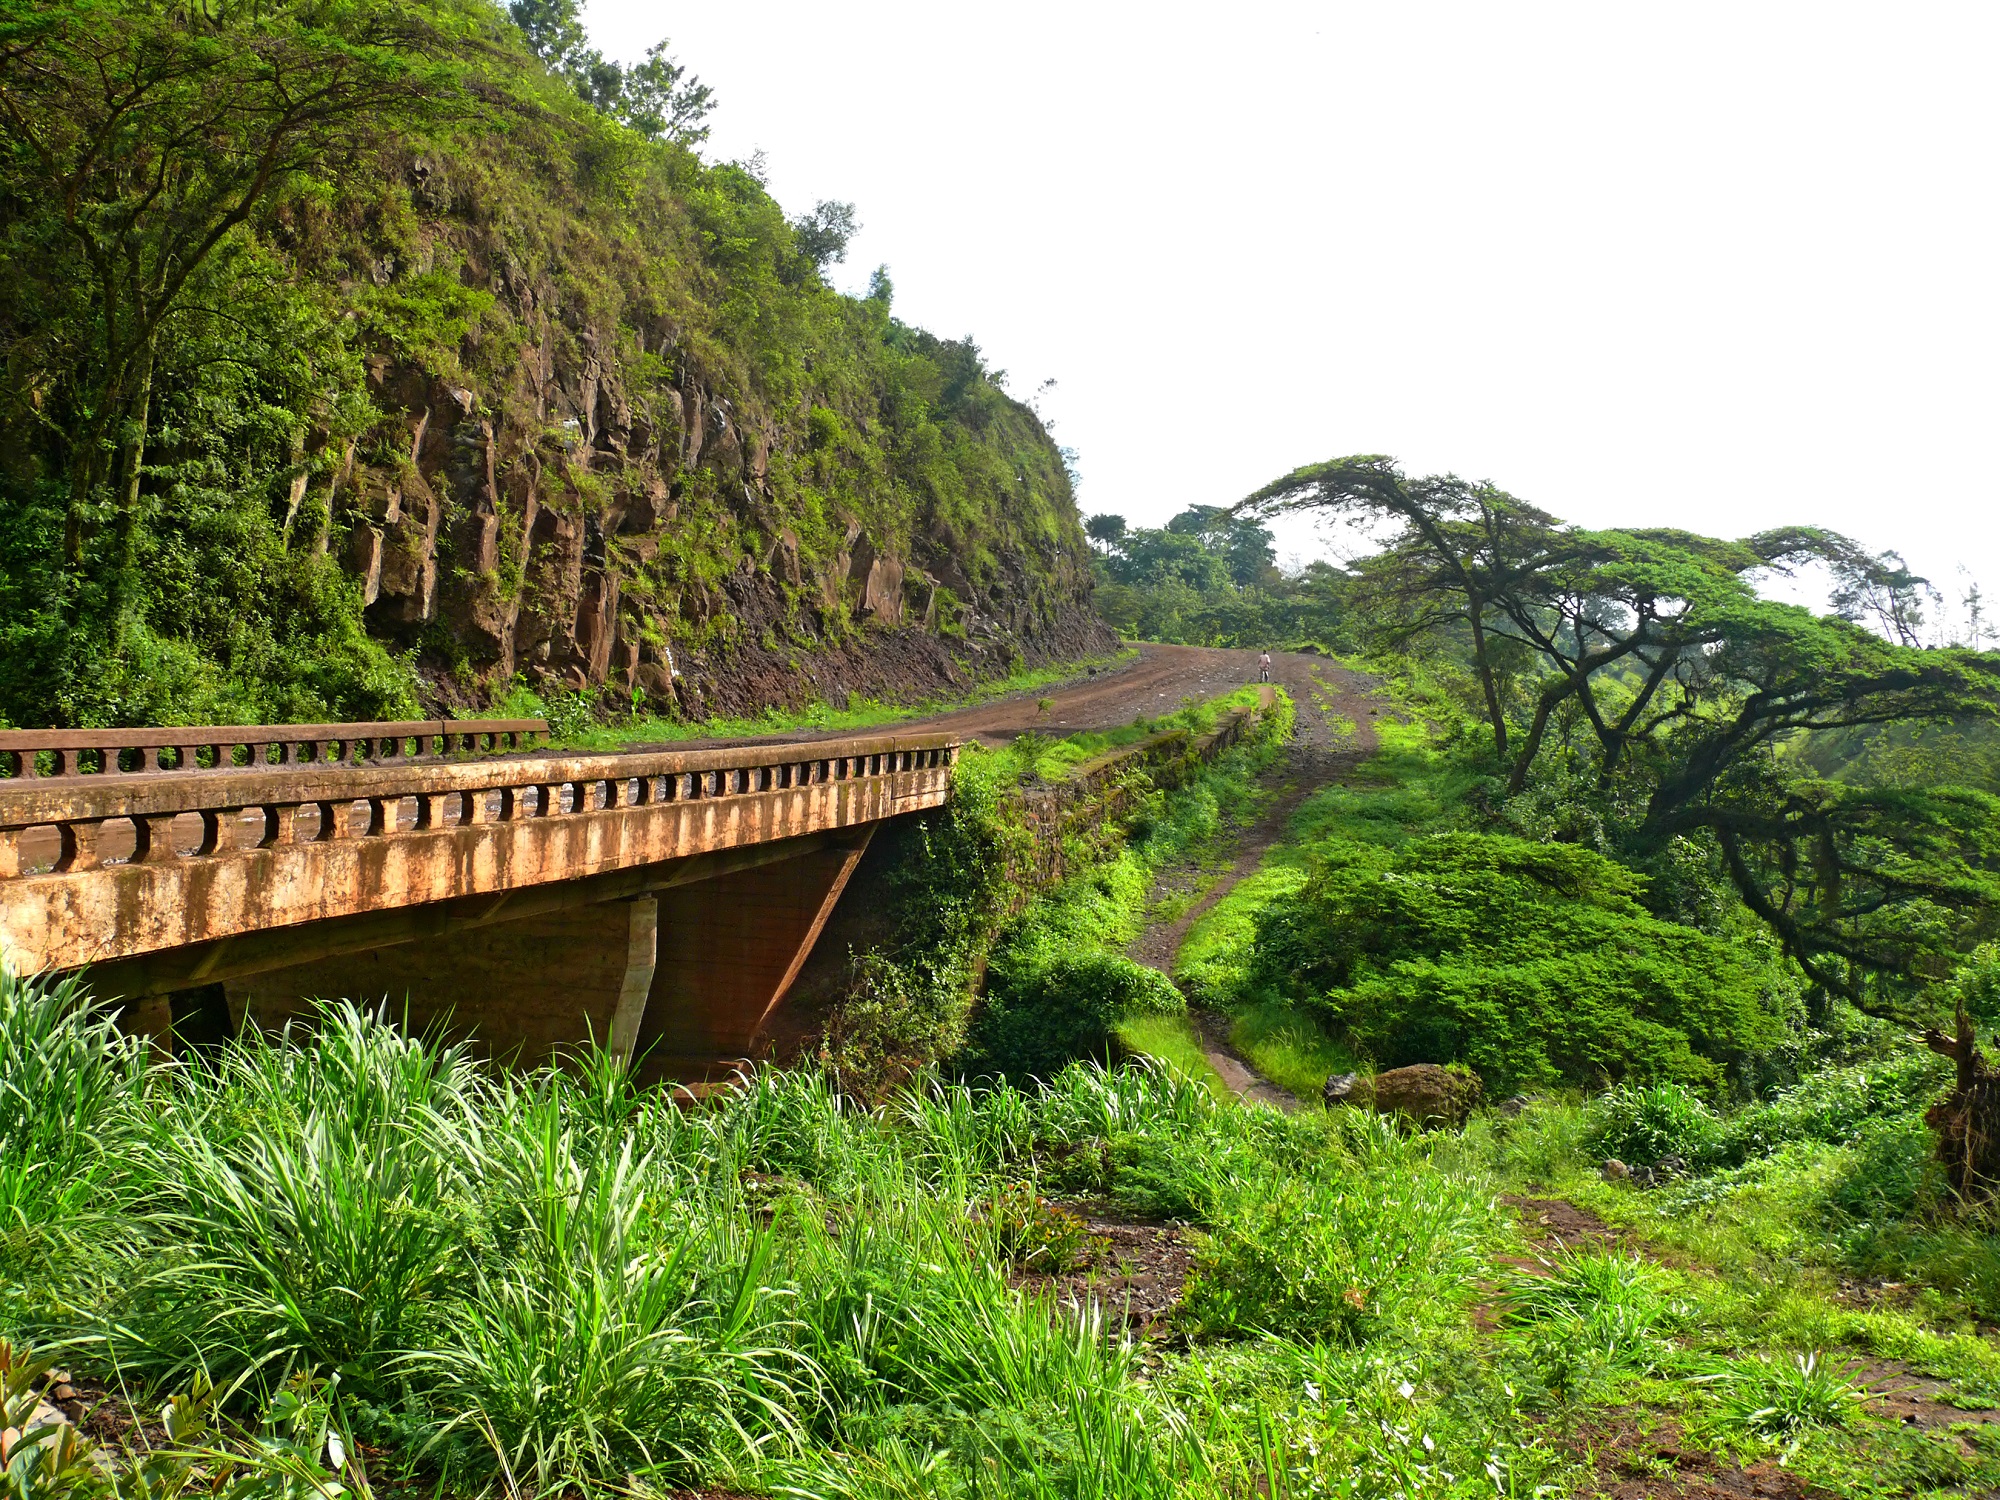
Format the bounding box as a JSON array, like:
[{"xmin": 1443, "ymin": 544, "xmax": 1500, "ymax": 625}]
[{"xmin": 588, "ymin": 1, "xmax": 1998, "ymax": 624}]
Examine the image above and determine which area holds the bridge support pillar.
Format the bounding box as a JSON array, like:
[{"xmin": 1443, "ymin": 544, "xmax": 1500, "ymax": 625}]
[{"xmin": 633, "ymin": 830, "xmax": 873, "ymax": 1078}]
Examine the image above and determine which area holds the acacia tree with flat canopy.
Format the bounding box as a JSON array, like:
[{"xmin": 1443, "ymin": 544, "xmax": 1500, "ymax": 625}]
[{"xmin": 1244, "ymin": 455, "xmax": 2000, "ymax": 1190}]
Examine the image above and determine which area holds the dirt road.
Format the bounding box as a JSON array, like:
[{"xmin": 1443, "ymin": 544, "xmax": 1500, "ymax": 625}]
[
  {"xmin": 1113, "ymin": 649, "xmax": 1385, "ymax": 1110},
  {"xmin": 681, "ymin": 642, "xmax": 1373, "ymax": 751}
]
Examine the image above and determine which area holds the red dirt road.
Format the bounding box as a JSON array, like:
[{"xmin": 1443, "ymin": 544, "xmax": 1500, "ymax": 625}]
[{"xmin": 687, "ymin": 643, "xmax": 1364, "ymax": 751}]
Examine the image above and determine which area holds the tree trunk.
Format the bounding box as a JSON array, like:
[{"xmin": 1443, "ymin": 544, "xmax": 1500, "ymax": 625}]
[
  {"xmin": 110, "ymin": 332, "xmax": 157, "ymax": 585},
  {"xmin": 1505, "ymin": 680, "xmax": 1575, "ymax": 796},
  {"xmin": 1923, "ymin": 1006, "xmax": 2000, "ymax": 1200},
  {"xmin": 1467, "ymin": 604, "xmax": 1508, "ymax": 757}
]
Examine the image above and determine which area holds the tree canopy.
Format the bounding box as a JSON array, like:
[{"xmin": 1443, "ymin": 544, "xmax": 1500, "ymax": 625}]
[{"xmin": 1242, "ymin": 455, "xmax": 2000, "ymax": 1013}]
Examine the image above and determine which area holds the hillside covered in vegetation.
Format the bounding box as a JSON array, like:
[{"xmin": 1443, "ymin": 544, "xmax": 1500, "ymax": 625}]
[{"xmin": 0, "ymin": 0, "xmax": 1109, "ymax": 730}]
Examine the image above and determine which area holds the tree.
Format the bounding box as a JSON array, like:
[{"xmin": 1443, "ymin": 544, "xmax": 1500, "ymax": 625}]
[
  {"xmin": 0, "ymin": 0, "xmax": 469, "ymax": 591},
  {"xmin": 1242, "ymin": 456, "xmax": 1572, "ymax": 754},
  {"xmin": 615, "ymin": 40, "xmax": 715, "ymax": 144},
  {"xmin": 1084, "ymin": 513, "xmax": 1127, "ymax": 552},
  {"xmin": 791, "ymin": 200, "xmax": 859, "ymax": 272},
  {"xmin": 506, "ymin": 0, "xmax": 713, "ymax": 144},
  {"xmin": 1165, "ymin": 505, "xmax": 1276, "ymax": 587},
  {"xmin": 1240, "ymin": 455, "xmax": 2000, "ymax": 1015}
]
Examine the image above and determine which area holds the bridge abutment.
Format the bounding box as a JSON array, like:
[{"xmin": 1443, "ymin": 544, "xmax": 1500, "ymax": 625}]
[{"xmin": 635, "ymin": 830, "xmax": 872, "ymax": 1080}]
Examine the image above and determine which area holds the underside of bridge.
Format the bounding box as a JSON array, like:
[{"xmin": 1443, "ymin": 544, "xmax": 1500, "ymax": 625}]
[{"xmin": 213, "ymin": 828, "xmax": 873, "ymax": 1077}]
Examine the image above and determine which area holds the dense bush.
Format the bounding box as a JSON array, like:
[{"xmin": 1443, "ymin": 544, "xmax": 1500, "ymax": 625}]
[
  {"xmin": 1584, "ymin": 1082, "xmax": 1732, "ymax": 1170},
  {"xmin": 961, "ymin": 950, "xmax": 1184, "ymax": 1082},
  {"xmin": 1584, "ymin": 1050, "xmax": 1951, "ymax": 1175},
  {"xmin": 1250, "ymin": 832, "xmax": 1785, "ymax": 1093}
]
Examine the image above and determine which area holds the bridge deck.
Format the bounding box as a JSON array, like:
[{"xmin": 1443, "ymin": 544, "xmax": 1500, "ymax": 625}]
[{"xmin": 0, "ymin": 728, "xmax": 958, "ymax": 991}]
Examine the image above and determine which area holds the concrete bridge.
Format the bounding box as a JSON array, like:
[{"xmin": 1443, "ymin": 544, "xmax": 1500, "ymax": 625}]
[{"xmin": 0, "ymin": 718, "xmax": 957, "ymax": 1075}]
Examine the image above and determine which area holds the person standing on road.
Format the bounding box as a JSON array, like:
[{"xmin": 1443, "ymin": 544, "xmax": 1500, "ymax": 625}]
[{"xmin": 1257, "ymin": 650, "xmax": 1272, "ymax": 683}]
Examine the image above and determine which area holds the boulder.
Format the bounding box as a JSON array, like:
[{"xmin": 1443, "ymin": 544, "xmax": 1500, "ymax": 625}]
[{"xmin": 1370, "ymin": 1064, "xmax": 1482, "ymax": 1130}]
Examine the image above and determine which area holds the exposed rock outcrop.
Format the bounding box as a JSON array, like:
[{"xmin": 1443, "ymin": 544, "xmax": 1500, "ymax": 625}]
[{"xmin": 305, "ymin": 150, "xmax": 1114, "ymax": 719}]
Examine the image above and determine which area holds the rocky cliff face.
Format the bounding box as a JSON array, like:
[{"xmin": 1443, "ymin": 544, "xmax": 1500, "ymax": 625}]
[
  {"xmin": 308, "ymin": 147, "xmax": 1112, "ymax": 721},
  {"xmin": 0, "ymin": 16, "xmax": 1108, "ymax": 734}
]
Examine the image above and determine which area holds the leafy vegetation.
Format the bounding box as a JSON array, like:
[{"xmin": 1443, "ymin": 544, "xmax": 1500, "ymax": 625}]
[
  {"xmin": 0, "ymin": 0, "xmax": 1099, "ymax": 729},
  {"xmin": 811, "ymin": 688, "xmax": 1287, "ymax": 1094},
  {"xmin": 1241, "ymin": 457, "xmax": 2000, "ymax": 1016},
  {"xmin": 9, "ymin": 960, "xmax": 2000, "ymax": 1497},
  {"xmin": 1085, "ymin": 506, "xmax": 1350, "ymax": 650}
]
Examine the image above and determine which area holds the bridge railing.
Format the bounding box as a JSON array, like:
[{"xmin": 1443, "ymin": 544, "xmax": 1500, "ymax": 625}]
[
  {"xmin": 0, "ymin": 718, "xmax": 551, "ymax": 780},
  {"xmin": 0, "ymin": 731, "xmax": 960, "ymax": 879}
]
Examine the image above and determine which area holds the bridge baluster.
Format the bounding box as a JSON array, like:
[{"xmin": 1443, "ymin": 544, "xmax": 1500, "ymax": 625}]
[
  {"xmin": 0, "ymin": 829, "xmax": 20, "ymax": 877},
  {"xmin": 129, "ymin": 812, "xmax": 181, "ymax": 862},
  {"xmin": 192, "ymin": 809, "xmax": 225, "ymax": 856},
  {"xmin": 52, "ymin": 821, "xmax": 100, "ymax": 872}
]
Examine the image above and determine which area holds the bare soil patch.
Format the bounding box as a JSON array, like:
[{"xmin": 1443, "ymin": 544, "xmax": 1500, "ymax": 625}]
[
  {"xmin": 1503, "ymin": 1194, "xmax": 1660, "ymax": 1257},
  {"xmin": 1017, "ymin": 1202, "xmax": 1194, "ymax": 1338},
  {"xmin": 1574, "ymin": 1412, "xmax": 1820, "ymax": 1499}
]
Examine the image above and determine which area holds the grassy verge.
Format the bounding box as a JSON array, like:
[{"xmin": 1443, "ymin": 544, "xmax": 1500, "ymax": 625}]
[
  {"xmin": 12, "ymin": 972, "xmax": 1998, "ymax": 1499},
  {"xmin": 1112, "ymin": 1013, "xmax": 1232, "ymax": 1102}
]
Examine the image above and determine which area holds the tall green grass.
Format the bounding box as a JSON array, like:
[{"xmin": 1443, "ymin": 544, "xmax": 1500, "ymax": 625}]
[
  {"xmin": 7, "ymin": 979, "xmax": 1994, "ymax": 1497},
  {"xmin": 0, "ymin": 971, "xmax": 145, "ymax": 1279}
]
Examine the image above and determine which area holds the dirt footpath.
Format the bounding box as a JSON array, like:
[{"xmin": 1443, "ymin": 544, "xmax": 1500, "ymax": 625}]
[{"xmin": 1116, "ymin": 650, "xmax": 1389, "ymax": 1110}]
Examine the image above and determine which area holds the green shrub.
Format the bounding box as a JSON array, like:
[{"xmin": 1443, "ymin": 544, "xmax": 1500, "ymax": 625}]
[
  {"xmin": 1181, "ymin": 1155, "xmax": 1489, "ymax": 1344},
  {"xmin": 1585, "ymin": 1083, "xmax": 1730, "ymax": 1169},
  {"xmin": 1252, "ymin": 832, "xmax": 1784, "ymax": 1092},
  {"xmin": 1725, "ymin": 1050, "xmax": 1947, "ymax": 1164},
  {"xmin": 961, "ymin": 951, "xmax": 1184, "ymax": 1082},
  {"xmin": 1823, "ymin": 1114, "xmax": 1936, "ymax": 1222}
]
